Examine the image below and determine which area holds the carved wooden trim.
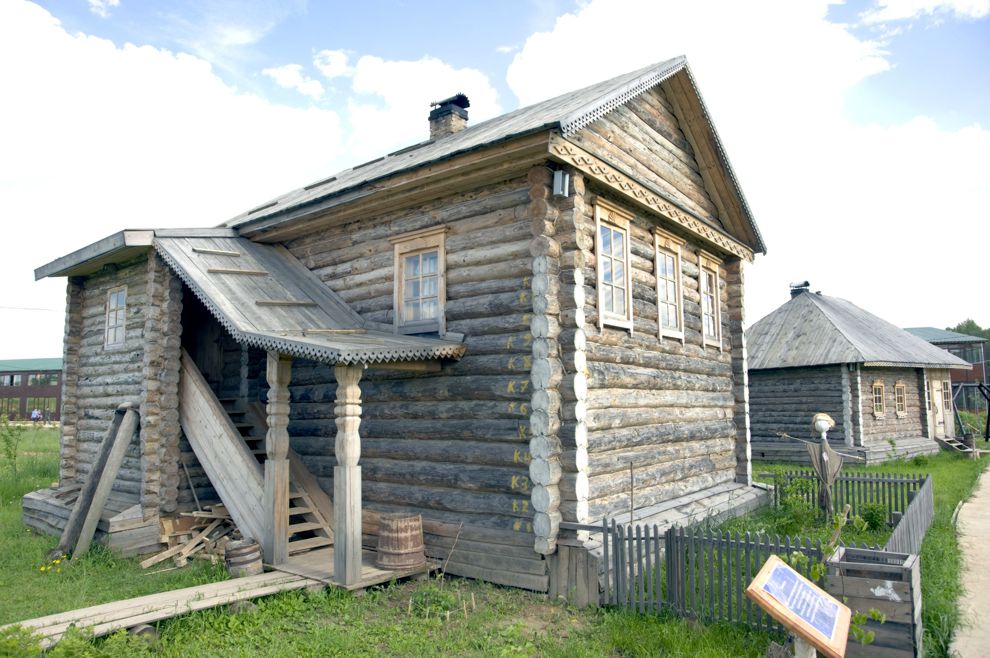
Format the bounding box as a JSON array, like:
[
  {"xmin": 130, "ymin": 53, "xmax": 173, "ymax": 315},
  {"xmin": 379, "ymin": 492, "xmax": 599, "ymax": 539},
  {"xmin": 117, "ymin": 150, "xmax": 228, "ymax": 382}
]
[{"xmin": 548, "ymin": 133, "xmax": 754, "ymax": 262}]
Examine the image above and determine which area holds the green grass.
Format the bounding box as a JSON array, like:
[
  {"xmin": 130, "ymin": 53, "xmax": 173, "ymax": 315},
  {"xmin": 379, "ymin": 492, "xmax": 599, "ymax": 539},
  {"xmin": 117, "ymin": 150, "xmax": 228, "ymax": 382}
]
[
  {"xmin": 0, "ymin": 427, "xmax": 227, "ymax": 626},
  {"xmin": 2, "ymin": 577, "xmax": 775, "ymax": 658},
  {"xmin": 1, "ymin": 431, "xmax": 983, "ymax": 657}
]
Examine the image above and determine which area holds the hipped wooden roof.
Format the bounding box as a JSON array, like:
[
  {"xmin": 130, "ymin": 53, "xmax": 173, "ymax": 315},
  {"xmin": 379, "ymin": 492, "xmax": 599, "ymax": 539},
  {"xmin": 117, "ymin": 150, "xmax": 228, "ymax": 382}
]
[
  {"xmin": 226, "ymin": 57, "xmax": 765, "ymax": 255},
  {"xmin": 747, "ymin": 291, "xmax": 971, "ymax": 371},
  {"xmin": 155, "ymin": 235, "xmax": 465, "ymax": 365}
]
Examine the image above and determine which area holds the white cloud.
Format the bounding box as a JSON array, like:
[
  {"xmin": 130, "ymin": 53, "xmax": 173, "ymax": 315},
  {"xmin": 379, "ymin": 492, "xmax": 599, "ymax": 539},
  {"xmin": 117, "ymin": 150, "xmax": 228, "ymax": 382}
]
[
  {"xmin": 262, "ymin": 63, "xmax": 325, "ymax": 99},
  {"xmin": 314, "ymin": 49, "xmax": 353, "ymax": 79},
  {"xmin": 0, "ymin": 1, "xmax": 344, "ymax": 358},
  {"xmin": 495, "ymin": 44, "xmax": 517, "ymax": 54},
  {"xmin": 344, "ymin": 55, "xmax": 501, "ymax": 159},
  {"xmin": 861, "ymin": 0, "xmax": 990, "ymax": 23},
  {"xmin": 87, "ymin": 0, "xmax": 119, "ymax": 18},
  {"xmin": 507, "ymin": 0, "xmax": 990, "ymax": 329}
]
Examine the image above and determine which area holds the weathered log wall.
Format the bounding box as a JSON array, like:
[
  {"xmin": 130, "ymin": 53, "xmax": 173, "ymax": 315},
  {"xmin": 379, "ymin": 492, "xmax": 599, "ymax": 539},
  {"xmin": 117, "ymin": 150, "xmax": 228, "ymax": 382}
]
[
  {"xmin": 749, "ymin": 366, "xmax": 848, "ymax": 443},
  {"xmin": 69, "ymin": 257, "xmax": 148, "ymax": 505},
  {"xmin": 557, "ymin": 175, "xmax": 740, "ymax": 523},
  {"xmin": 567, "ymin": 86, "xmax": 723, "ymax": 231},
  {"xmin": 284, "ymin": 177, "xmax": 548, "ymax": 589},
  {"xmin": 861, "ymin": 367, "xmax": 925, "ymax": 444}
]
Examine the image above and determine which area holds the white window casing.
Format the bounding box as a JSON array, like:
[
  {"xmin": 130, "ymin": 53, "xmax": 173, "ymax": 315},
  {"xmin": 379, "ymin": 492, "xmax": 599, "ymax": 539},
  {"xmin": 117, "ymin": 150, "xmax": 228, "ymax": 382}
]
[
  {"xmin": 390, "ymin": 226, "xmax": 448, "ymax": 336},
  {"xmin": 654, "ymin": 227, "xmax": 684, "ymax": 342},
  {"xmin": 594, "ymin": 198, "xmax": 634, "ymax": 332}
]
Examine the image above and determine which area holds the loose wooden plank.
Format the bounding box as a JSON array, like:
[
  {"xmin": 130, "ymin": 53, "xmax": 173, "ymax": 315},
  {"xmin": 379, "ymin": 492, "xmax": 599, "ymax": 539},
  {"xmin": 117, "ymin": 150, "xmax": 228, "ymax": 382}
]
[
  {"xmin": 54, "ymin": 409, "xmax": 125, "ymax": 556},
  {"xmin": 74, "ymin": 407, "xmax": 140, "ymax": 558}
]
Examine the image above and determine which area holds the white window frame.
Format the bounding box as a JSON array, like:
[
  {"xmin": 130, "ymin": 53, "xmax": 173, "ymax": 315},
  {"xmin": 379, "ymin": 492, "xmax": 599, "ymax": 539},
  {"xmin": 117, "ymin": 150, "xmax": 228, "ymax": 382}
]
[
  {"xmin": 594, "ymin": 199, "xmax": 634, "ymax": 332},
  {"xmin": 699, "ymin": 251, "xmax": 722, "ymax": 350},
  {"xmin": 654, "ymin": 228, "xmax": 684, "ymax": 342},
  {"xmin": 872, "ymin": 379, "xmax": 886, "ymax": 417},
  {"xmin": 894, "ymin": 381, "xmax": 907, "ymax": 417},
  {"xmin": 942, "ymin": 380, "xmax": 953, "ymax": 416},
  {"xmin": 104, "ymin": 285, "xmax": 127, "ymax": 349},
  {"xmin": 390, "ymin": 226, "xmax": 447, "ymax": 336}
]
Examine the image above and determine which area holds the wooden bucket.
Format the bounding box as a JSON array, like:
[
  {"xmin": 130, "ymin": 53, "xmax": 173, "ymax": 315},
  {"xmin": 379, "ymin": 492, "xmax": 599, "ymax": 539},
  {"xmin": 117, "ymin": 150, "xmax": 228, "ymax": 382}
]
[
  {"xmin": 225, "ymin": 539, "xmax": 263, "ymax": 577},
  {"xmin": 375, "ymin": 514, "xmax": 426, "ymax": 570}
]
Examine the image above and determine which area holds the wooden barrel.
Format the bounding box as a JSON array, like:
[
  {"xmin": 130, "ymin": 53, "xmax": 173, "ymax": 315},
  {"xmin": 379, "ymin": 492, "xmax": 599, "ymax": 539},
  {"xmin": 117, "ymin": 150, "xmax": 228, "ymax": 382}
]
[
  {"xmin": 225, "ymin": 539, "xmax": 263, "ymax": 577},
  {"xmin": 375, "ymin": 514, "xmax": 426, "ymax": 570}
]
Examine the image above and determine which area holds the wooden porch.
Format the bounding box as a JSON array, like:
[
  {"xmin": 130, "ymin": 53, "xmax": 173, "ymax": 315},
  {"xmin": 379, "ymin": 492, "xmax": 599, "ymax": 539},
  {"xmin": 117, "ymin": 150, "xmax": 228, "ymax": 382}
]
[{"xmin": 275, "ymin": 547, "xmax": 435, "ymax": 591}]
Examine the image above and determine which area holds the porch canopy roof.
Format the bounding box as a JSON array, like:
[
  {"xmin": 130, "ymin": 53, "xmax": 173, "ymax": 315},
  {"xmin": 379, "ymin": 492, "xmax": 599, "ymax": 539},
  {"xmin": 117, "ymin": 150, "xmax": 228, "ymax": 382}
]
[{"xmin": 154, "ymin": 233, "xmax": 465, "ymax": 365}]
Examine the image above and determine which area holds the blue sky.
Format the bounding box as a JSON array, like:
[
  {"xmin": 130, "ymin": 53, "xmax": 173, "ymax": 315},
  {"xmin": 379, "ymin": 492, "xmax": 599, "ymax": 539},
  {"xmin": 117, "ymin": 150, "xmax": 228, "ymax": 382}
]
[{"xmin": 0, "ymin": 0, "xmax": 988, "ymax": 358}]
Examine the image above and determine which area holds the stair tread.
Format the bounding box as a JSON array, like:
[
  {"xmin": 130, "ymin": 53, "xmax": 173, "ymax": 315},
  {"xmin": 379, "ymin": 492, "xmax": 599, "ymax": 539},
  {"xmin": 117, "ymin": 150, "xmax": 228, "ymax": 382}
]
[
  {"xmin": 289, "ymin": 521, "xmax": 326, "ymax": 533},
  {"xmin": 288, "ymin": 536, "xmax": 333, "ymax": 554},
  {"xmin": 288, "ymin": 506, "xmax": 312, "ymax": 515}
]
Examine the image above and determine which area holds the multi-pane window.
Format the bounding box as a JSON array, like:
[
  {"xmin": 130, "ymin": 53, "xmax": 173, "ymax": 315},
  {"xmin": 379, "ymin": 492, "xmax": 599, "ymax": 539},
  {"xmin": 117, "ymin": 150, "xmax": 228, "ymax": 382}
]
[
  {"xmin": 0, "ymin": 398, "xmax": 19, "ymax": 419},
  {"xmin": 594, "ymin": 200, "xmax": 633, "ymax": 330},
  {"xmin": 942, "ymin": 381, "xmax": 953, "ymax": 415},
  {"xmin": 104, "ymin": 286, "xmax": 127, "ymax": 348},
  {"xmin": 925, "ymin": 379, "xmax": 931, "ymax": 410},
  {"xmin": 872, "ymin": 381, "xmax": 885, "ymax": 416},
  {"xmin": 699, "ymin": 251, "xmax": 722, "ymax": 348},
  {"xmin": 28, "ymin": 373, "xmax": 58, "ymax": 386},
  {"xmin": 655, "ymin": 229, "xmax": 684, "ymax": 341},
  {"xmin": 894, "ymin": 383, "xmax": 907, "ymax": 415},
  {"xmin": 402, "ymin": 250, "xmax": 439, "ymax": 324},
  {"xmin": 391, "ymin": 227, "xmax": 447, "ymax": 335}
]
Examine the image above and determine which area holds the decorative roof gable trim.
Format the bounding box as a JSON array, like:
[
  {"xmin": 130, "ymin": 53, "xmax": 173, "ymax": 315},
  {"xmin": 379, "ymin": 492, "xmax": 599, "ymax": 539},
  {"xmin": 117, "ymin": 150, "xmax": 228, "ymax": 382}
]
[
  {"xmin": 548, "ymin": 132, "xmax": 754, "ymax": 261},
  {"xmin": 560, "ymin": 58, "xmax": 686, "ymax": 136}
]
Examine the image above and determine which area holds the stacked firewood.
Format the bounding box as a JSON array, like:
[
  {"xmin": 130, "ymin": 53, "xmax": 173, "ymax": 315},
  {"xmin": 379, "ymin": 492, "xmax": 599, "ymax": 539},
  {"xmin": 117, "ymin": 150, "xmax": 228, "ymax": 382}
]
[{"xmin": 140, "ymin": 505, "xmax": 239, "ymax": 569}]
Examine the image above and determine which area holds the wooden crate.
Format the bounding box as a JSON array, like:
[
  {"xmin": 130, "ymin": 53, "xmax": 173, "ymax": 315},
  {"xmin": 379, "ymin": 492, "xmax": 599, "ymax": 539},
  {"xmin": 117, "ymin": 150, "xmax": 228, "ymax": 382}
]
[{"xmin": 825, "ymin": 547, "xmax": 922, "ymax": 658}]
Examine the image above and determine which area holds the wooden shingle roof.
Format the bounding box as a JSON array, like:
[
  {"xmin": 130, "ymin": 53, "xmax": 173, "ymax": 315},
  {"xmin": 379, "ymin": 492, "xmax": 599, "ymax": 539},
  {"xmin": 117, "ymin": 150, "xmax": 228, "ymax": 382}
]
[
  {"xmin": 747, "ymin": 291, "xmax": 971, "ymax": 371},
  {"xmin": 155, "ymin": 235, "xmax": 465, "ymax": 365}
]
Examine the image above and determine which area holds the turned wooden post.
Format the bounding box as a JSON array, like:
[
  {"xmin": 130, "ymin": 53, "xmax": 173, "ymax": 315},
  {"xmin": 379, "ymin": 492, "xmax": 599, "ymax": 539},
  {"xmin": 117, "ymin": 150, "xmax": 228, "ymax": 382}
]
[
  {"xmin": 334, "ymin": 363, "xmax": 364, "ymax": 586},
  {"xmin": 263, "ymin": 352, "xmax": 292, "ymax": 565}
]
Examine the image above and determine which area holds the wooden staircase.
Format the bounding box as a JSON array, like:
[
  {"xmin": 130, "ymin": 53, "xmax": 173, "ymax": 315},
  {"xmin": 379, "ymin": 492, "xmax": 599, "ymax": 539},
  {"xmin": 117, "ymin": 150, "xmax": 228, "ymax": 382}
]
[
  {"xmin": 936, "ymin": 436, "xmax": 973, "ymax": 454},
  {"xmin": 179, "ymin": 350, "xmax": 334, "ymax": 558}
]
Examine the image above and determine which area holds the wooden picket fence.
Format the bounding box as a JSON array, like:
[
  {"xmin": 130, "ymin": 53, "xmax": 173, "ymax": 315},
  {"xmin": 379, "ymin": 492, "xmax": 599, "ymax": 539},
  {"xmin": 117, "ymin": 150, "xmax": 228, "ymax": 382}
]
[
  {"xmin": 885, "ymin": 475, "xmax": 934, "ymax": 554},
  {"xmin": 773, "ymin": 471, "xmax": 926, "ymax": 520},
  {"xmin": 602, "ymin": 521, "xmax": 828, "ymax": 633},
  {"xmin": 600, "ymin": 472, "xmax": 935, "ymax": 633}
]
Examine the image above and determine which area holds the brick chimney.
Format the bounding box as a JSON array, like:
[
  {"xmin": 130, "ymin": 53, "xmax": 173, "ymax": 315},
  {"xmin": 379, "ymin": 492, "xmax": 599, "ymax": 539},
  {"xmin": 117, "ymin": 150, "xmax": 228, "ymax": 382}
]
[{"xmin": 429, "ymin": 93, "xmax": 470, "ymax": 140}]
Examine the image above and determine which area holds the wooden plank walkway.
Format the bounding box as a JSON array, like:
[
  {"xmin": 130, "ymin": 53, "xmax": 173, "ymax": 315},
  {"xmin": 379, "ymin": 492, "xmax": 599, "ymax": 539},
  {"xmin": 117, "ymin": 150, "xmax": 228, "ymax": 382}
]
[
  {"xmin": 3, "ymin": 571, "xmax": 321, "ymax": 649},
  {"xmin": 4, "ymin": 548, "xmax": 433, "ymax": 649}
]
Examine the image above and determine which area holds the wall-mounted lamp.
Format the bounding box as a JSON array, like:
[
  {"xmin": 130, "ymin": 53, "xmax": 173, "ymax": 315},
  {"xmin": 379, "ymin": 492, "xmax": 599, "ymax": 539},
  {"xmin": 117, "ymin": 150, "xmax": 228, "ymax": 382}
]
[{"xmin": 552, "ymin": 170, "xmax": 570, "ymax": 198}]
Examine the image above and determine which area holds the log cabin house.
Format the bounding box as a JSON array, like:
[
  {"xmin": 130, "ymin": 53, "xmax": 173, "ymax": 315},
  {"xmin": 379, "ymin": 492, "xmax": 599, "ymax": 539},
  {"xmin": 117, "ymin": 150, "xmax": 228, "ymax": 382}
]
[
  {"xmin": 24, "ymin": 56, "xmax": 769, "ymax": 598},
  {"xmin": 748, "ymin": 284, "xmax": 971, "ymax": 463}
]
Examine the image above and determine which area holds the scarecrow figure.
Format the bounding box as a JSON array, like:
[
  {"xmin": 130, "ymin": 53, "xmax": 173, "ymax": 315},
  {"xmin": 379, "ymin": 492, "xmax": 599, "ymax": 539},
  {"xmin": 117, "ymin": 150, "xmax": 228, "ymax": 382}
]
[{"xmin": 807, "ymin": 413, "xmax": 842, "ymax": 520}]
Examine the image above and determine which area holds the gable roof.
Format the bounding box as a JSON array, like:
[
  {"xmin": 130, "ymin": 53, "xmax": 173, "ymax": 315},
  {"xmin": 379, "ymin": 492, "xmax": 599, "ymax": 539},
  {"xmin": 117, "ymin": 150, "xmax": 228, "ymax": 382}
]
[
  {"xmin": 0, "ymin": 358, "xmax": 62, "ymax": 373},
  {"xmin": 748, "ymin": 291, "xmax": 971, "ymax": 371},
  {"xmin": 226, "ymin": 57, "xmax": 765, "ymax": 255},
  {"xmin": 904, "ymin": 326, "xmax": 987, "ymax": 345}
]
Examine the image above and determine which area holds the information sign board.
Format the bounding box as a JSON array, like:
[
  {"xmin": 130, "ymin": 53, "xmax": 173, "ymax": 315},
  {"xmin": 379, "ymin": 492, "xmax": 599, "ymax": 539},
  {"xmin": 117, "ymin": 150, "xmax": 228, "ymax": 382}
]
[{"xmin": 746, "ymin": 554, "xmax": 850, "ymax": 658}]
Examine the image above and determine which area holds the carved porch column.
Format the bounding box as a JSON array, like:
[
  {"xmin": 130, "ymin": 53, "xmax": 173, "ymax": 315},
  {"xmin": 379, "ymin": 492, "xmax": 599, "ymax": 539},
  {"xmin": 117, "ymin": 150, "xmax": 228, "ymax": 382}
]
[
  {"xmin": 263, "ymin": 351, "xmax": 292, "ymax": 565},
  {"xmin": 333, "ymin": 363, "xmax": 364, "ymax": 586}
]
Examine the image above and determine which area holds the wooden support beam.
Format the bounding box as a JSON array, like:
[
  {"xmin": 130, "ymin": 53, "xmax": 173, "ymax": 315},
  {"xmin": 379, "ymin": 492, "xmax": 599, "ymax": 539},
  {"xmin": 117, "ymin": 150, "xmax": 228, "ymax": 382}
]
[
  {"xmin": 333, "ymin": 363, "xmax": 364, "ymax": 587},
  {"xmin": 74, "ymin": 406, "xmax": 140, "ymax": 558},
  {"xmin": 263, "ymin": 352, "xmax": 292, "ymax": 565},
  {"xmin": 192, "ymin": 247, "xmax": 241, "ymax": 257}
]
